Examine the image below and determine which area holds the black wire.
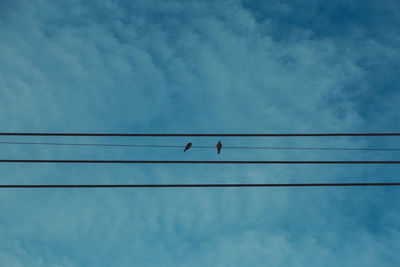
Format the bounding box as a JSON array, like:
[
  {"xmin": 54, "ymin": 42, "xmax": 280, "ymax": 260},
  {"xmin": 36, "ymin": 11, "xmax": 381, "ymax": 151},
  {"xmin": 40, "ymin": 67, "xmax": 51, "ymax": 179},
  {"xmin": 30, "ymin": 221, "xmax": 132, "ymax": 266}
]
[
  {"xmin": 1, "ymin": 160, "xmax": 400, "ymax": 164},
  {"xmin": 1, "ymin": 141, "xmax": 400, "ymax": 151},
  {"xmin": 1, "ymin": 132, "xmax": 400, "ymax": 137},
  {"xmin": 1, "ymin": 183, "xmax": 400, "ymax": 188},
  {"xmin": 223, "ymin": 146, "xmax": 400, "ymax": 151},
  {"xmin": 0, "ymin": 141, "xmax": 182, "ymax": 148}
]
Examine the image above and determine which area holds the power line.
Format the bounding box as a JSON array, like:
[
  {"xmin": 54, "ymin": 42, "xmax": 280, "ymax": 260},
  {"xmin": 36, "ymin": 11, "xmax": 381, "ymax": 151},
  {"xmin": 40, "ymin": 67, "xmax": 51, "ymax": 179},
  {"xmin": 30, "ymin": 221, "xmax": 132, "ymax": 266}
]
[
  {"xmin": 223, "ymin": 146, "xmax": 400, "ymax": 151},
  {"xmin": 1, "ymin": 182, "xmax": 400, "ymax": 188},
  {"xmin": 1, "ymin": 160, "xmax": 400, "ymax": 164},
  {"xmin": 1, "ymin": 132, "xmax": 400, "ymax": 137},
  {"xmin": 1, "ymin": 141, "xmax": 400, "ymax": 151},
  {"xmin": 0, "ymin": 141, "xmax": 182, "ymax": 148}
]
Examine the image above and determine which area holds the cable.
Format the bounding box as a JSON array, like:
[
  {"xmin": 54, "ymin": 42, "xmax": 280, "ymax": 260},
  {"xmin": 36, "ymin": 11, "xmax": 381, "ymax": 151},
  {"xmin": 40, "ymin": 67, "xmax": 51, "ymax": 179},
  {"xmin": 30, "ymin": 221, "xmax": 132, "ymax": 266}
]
[
  {"xmin": 1, "ymin": 160, "xmax": 400, "ymax": 164},
  {"xmin": 0, "ymin": 141, "xmax": 182, "ymax": 148},
  {"xmin": 223, "ymin": 146, "xmax": 400, "ymax": 151},
  {"xmin": 1, "ymin": 132, "xmax": 400, "ymax": 137},
  {"xmin": 1, "ymin": 141, "xmax": 400, "ymax": 151},
  {"xmin": 1, "ymin": 183, "xmax": 400, "ymax": 188}
]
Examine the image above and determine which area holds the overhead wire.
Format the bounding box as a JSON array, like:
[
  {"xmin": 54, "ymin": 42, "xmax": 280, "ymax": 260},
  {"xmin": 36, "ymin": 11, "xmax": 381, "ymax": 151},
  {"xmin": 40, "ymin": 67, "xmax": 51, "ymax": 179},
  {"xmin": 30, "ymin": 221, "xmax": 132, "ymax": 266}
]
[
  {"xmin": 1, "ymin": 141, "xmax": 400, "ymax": 151},
  {"xmin": 1, "ymin": 182, "xmax": 400, "ymax": 188},
  {"xmin": 1, "ymin": 160, "xmax": 400, "ymax": 164},
  {"xmin": 2, "ymin": 132, "xmax": 399, "ymax": 189},
  {"xmin": 0, "ymin": 141, "xmax": 182, "ymax": 148},
  {"xmin": 1, "ymin": 132, "xmax": 400, "ymax": 137}
]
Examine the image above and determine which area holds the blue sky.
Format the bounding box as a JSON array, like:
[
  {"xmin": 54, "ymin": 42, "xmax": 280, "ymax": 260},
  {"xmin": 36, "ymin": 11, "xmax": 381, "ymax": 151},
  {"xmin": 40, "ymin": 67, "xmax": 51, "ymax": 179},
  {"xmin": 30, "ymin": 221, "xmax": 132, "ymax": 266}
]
[{"xmin": 1, "ymin": 0, "xmax": 400, "ymax": 266}]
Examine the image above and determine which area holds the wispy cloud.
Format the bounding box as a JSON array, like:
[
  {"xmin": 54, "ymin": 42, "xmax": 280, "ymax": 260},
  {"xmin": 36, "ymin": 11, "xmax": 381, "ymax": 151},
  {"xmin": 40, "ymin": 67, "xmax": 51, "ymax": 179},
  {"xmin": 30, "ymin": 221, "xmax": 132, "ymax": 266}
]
[{"xmin": 0, "ymin": 0, "xmax": 399, "ymax": 266}]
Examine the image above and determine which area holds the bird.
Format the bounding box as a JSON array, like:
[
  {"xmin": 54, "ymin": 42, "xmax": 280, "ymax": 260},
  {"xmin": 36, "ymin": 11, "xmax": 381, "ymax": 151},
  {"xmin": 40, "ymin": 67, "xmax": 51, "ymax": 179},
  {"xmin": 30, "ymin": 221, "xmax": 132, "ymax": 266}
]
[
  {"xmin": 216, "ymin": 140, "xmax": 222, "ymax": 154},
  {"xmin": 184, "ymin": 142, "xmax": 192, "ymax": 152}
]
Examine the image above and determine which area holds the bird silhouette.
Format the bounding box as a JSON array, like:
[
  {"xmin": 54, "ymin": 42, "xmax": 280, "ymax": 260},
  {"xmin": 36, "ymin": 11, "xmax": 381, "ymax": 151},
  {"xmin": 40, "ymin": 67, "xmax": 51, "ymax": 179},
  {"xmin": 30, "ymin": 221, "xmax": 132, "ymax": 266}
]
[
  {"xmin": 216, "ymin": 140, "xmax": 222, "ymax": 154},
  {"xmin": 184, "ymin": 142, "xmax": 192, "ymax": 152}
]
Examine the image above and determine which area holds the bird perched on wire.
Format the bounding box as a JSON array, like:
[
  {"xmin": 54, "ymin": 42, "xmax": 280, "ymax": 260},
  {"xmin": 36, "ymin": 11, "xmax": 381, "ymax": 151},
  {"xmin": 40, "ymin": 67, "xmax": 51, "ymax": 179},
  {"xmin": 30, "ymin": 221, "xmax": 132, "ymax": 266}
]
[
  {"xmin": 216, "ymin": 141, "xmax": 222, "ymax": 154},
  {"xmin": 184, "ymin": 142, "xmax": 192, "ymax": 152}
]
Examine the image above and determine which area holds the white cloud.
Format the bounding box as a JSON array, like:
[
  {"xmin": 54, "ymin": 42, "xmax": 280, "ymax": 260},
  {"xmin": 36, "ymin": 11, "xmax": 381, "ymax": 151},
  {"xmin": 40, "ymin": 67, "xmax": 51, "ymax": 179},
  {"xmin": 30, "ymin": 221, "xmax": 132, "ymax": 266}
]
[{"xmin": 0, "ymin": 0, "xmax": 400, "ymax": 266}]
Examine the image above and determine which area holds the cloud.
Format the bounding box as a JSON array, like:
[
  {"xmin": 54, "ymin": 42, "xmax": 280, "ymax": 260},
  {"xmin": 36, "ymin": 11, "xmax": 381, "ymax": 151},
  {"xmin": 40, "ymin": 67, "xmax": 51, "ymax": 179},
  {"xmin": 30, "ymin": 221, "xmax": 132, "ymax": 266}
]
[{"xmin": 1, "ymin": 0, "xmax": 400, "ymax": 266}]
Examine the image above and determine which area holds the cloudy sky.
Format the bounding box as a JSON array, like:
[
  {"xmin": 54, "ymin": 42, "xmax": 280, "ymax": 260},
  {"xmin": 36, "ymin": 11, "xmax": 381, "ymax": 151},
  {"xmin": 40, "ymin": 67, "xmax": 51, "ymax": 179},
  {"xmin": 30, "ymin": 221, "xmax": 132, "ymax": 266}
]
[{"xmin": 1, "ymin": 0, "xmax": 400, "ymax": 266}]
